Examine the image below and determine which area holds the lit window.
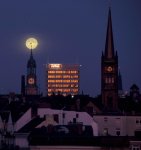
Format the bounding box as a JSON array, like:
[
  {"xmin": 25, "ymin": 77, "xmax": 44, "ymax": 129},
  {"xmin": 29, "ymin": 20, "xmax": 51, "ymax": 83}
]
[
  {"xmin": 63, "ymin": 89, "xmax": 70, "ymax": 92},
  {"xmin": 71, "ymin": 80, "xmax": 78, "ymax": 83},
  {"xmin": 72, "ymin": 89, "xmax": 78, "ymax": 92},
  {"xmin": 56, "ymin": 75, "xmax": 62, "ymax": 78},
  {"xmin": 63, "ymin": 84, "xmax": 69, "ymax": 87},
  {"xmin": 55, "ymin": 89, "xmax": 63, "ymax": 92},
  {"xmin": 63, "ymin": 80, "xmax": 70, "ymax": 83},
  {"xmin": 103, "ymin": 128, "xmax": 108, "ymax": 136},
  {"xmin": 48, "ymin": 71, "xmax": 55, "ymax": 74},
  {"xmin": 55, "ymin": 71, "xmax": 63, "ymax": 74},
  {"xmin": 63, "ymin": 75, "xmax": 70, "ymax": 78},
  {"xmin": 65, "ymin": 71, "xmax": 70, "ymax": 74},
  {"xmin": 71, "ymin": 75, "xmax": 78, "ymax": 78},
  {"xmin": 48, "ymin": 89, "xmax": 52, "ymax": 92},
  {"xmin": 56, "ymin": 80, "xmax": 62, "ymax": 83},
  {"xmin": 48, "ymin": 75, "xmax": 56, "ymax": 78},
  {"xmin": 112, "ymin": 77, "xmax": 114, "ymax": 83},
  {"xmin": 71, "ymin": 71, "xmax": 78, "ymax": 74}
]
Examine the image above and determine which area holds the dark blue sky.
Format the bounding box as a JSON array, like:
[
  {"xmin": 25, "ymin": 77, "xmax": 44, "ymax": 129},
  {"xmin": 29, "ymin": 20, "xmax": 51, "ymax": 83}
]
[{"xmin": 0, "ymin": 0, "xmax": 140, "ymax": 96}]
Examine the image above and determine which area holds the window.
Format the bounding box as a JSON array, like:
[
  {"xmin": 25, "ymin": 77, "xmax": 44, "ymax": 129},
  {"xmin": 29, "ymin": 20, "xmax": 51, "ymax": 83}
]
[
  {"xmin": 63, "ymin": 75, "xmax": 70, "ymax": 78},
  {"xmin": 71, "ymin": 80, "xmax": 78, "ymax": 83},
  {"xmin": 104, "ymin": 117, "xmax": 108, "ymax": 122},
  {"xmin": 116, "ymin": 128, "xmax": 120, "ymax": 136},
  {"xmin": 56, "ymin": 75, "xmax": 62, "ymax": 78},
  {"xmin": 72, "ymin": 89, "xmax": 78, "ymax": 92},
  {"xmin": 48, "ymin": 75, "xmax": 56, "ymax": 78},
  {"xmin": 105, "ymin": 77, "xmax": 113, "ymax": 84},
  {"xmin": 71, "ymin": 71, "xmax": 77, "ymax": 73},
  {"xmin": 103, "ymin": 128, "xmax": 108, "ymax": 136},
  {"xmin": 62, "ymin": 113, "xmax": 65, "ymax": 118},
  {"xmin": 71, "ymin": 75, "xmax": 78, "ymax": 78},
  {"xmin": 48, "ymin": 89, "xmax": 52, "ymax": 92},
  {"xmin": 105, "ymin": 78, "xmax": 108, "ymax": 83},
  {"xmin": 63, "ymin": 80, "xmax": 70, "ymax": 83},
  {"xmin": 48, "ymin": 71, "xmax": 55, "ymax": 74},
  {"xmin": 55, "ymin": 71, "xmax": 63, "ymax": 74},
  {"xmin": 112, "ymin": 77, "xmax": 114, "ymax": 83},
  {"xmin": 136, "ymin": 120, "xmax": 139, "ymax": 124},
  {"xmin": 108, "ymin": 78, "xmax": 111, "ymax": 83},
  {"xmin": 56, "ymin": 80, "xmax": 62, "ymax": 83}
]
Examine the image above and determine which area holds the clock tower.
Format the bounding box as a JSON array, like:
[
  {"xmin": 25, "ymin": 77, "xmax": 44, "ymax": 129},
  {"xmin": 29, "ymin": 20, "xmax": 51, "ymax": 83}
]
[
  {"xmin": 101, "ymin": 8, "xmax": 118, "ymax": 111},
  {"xmin": 25, "ymin": 49, "xmax": 38, "ymax": 95}
]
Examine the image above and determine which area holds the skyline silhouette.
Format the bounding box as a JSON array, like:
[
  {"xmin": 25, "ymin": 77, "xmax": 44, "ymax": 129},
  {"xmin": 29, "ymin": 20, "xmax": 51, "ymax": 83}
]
[{"xmin": 0, "ymin": 0, "xmax": 140, "ymax": 97}]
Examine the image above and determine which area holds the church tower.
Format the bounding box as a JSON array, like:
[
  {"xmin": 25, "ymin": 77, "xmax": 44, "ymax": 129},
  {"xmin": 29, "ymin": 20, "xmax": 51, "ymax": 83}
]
[
  {"xmin": 118, "ymin": 69, "xmax": 123, "ymax": 97},
  {"xmin": 101, "ymin": 8, "xmax": 118, "ymax": 111},
  {"xmin": 25, "ymin": 49, "xmax": 38, "ymax": 95}
]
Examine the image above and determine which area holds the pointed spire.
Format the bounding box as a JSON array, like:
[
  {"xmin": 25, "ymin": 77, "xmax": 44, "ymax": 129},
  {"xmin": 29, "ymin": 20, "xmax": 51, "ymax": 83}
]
[
  {"xmin": 27, "ymin": 48, "xmax": 36, "ymax": 68},
  {"xmin": 7, "ymin": 112, "xmax": 14, "ymax": 133},
  {"xmin": 105, "ymin": 8, "xmax": 115, "ymax": 58},
  {"xmin": 30, "ymin": 48, "xmax": 33, "ymax": 58}
]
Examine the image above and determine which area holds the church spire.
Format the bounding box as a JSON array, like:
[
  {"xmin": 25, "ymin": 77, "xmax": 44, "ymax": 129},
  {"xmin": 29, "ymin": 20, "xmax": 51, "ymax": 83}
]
[
  {"xmin": 26, "ymin": 49, "xmax": 38, "ymax": 95},
  {"xmin": 101, "ymin": 7, "xmax": 118, "ymax": 111},
  {"xmin": 30, "ymin": 48, "xmax": 33, "ymax": 58},
  {"xmin": 104, "ymin": 8, "xmax": 115, "ymax": 58},
  {"xmin": 27, "ymin": 49, "xmax": 36, "ymax": 73}
]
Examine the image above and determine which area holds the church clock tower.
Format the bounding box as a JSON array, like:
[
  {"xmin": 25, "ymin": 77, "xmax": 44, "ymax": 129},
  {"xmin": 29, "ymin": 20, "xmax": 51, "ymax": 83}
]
[
  {"xmin": 25, "ymin": 49, "xmax": 38, "ymax": 95},
  {"xmin": 101, "ymin": 8, "xmax": 118, "ymax": 111}
]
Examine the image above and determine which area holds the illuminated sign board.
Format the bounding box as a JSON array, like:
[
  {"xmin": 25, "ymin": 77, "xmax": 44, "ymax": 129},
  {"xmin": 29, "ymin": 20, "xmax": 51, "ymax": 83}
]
[{"xmin": 49, "ymin": 64, "xmax": 62, "ymax": 69}]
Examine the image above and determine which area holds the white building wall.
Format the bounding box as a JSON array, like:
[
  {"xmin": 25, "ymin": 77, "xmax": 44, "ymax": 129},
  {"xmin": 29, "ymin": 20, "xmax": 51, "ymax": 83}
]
[
  {"xmin": 126, "ymin": 116, "xmax": 141, "ymax": 136},
  {"xmin": 93, "ymin": 115, "xmax": 141, "ymax": 136},
  {"xmin": 14, "ymin": 108, "xmax": 32, "ymax": 132},
  {"xmin": 15, "ymin": 134, "xmax": 29, "ymax": 148}
]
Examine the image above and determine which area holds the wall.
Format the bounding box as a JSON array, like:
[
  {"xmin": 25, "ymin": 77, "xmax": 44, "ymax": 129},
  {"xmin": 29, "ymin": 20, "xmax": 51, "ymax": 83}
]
[
  {"xmin": 15, "ymin": 133, "xmax": 29, "ymax": 148},
  {"xmin": 93, "ymin": 115, "xmax": 141, "ymax": 136}
]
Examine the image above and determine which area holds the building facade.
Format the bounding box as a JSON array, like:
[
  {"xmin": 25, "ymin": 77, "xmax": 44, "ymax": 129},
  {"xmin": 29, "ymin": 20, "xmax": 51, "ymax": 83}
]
[
  {"xmin": 46, "ymin": 64, "xmax": 80, "ymax": 96},
  {"xmin": 101, "ymin": 8, "xmax": 118, "ymax": 111},
  {"xmin": 93, "ymin": 115, "xmax": 141, "ymax": 137}
]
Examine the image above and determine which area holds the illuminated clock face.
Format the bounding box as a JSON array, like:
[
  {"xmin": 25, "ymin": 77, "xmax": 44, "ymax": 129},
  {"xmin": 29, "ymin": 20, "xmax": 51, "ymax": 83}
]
[
  {"xmin": 28, "ymin": 78, "xmax": 35, "ymax": 84},
  {"xmin": 107, "ymin": 66, "xmax": 113, "ymax": 72}
]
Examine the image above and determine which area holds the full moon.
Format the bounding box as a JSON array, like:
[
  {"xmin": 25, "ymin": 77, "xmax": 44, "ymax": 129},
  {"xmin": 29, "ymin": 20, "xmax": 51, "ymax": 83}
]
[{"xmin": 26, "ymin": 38, "xmax": 38, "ymax": 49}]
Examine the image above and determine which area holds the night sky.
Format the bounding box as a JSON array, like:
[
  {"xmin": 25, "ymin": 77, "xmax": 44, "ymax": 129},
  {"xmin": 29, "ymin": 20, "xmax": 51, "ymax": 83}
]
[{"xmin": 0, "ymin": 0, "xmax": 140, "ymax": 97}]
